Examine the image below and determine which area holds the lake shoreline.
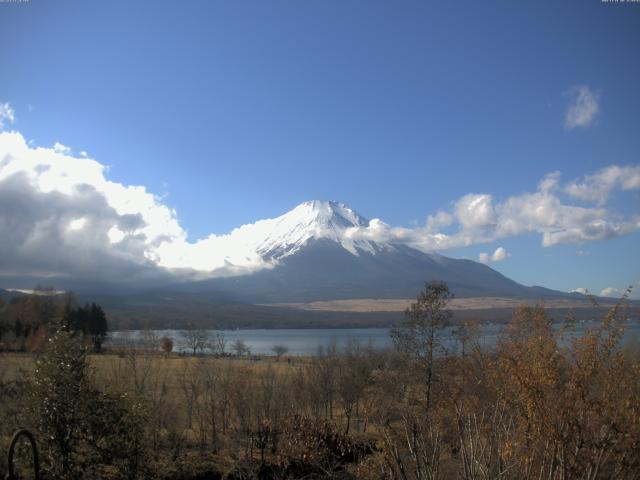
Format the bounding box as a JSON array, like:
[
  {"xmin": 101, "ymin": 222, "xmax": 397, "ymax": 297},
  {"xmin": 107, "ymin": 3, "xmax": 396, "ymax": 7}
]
[{"xmin": 109, "ymin": 319, "xmax": 640, "ymax": 356}]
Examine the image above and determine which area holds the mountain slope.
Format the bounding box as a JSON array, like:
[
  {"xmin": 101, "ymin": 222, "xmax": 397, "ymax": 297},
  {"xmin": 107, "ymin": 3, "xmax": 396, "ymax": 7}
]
[
  {"xmin": 187, "ymin": 238, "xmax": 575, "ymax": 302},
  {"xmin": 179, "ymin": 201, "xmax": 579, "ymax": 303}
]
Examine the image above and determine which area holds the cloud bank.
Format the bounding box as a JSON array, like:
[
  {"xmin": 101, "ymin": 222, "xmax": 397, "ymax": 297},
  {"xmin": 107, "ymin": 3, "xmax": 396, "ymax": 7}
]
[
  {"xmin": 346, "ymin": 168, "xmax": 640, "ymax": 252},
  {"xmin": 565, "ymin": 165, "xmax": 640, "ymax": 206},
  {"xmin": 1, "ymin": 130, "xmax": 640, "ymax": 287},
  {"xmin": 0, "ymin": 131, "xmax": 186, "ymax": 287},
  {"xmin": 0, "ymin": 131, "xmax": 277, "ymax": 287},
  {"xmin": 600, "ymin": 287, "xmax": 622, "ymax": 298}
]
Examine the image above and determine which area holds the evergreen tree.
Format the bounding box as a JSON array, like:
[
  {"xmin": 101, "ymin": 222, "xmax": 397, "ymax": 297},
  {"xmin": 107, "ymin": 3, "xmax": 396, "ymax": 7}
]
[
  {"xmin": 61, "ymin": 302, "xmax": 109, "ymax": 352},
  {"xmin": 14, "ymin": 318, "xmax": 23, "ymax": 338},
  {"xmin": 88, "ymin": 303, "xmax": 108, "ymax": 352}
]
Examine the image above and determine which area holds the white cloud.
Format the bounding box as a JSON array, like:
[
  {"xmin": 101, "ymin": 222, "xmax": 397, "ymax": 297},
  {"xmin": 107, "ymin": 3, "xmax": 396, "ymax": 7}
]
[
  {"xmin": 570, "ymin": 287, "xmax": 588, "ymax": 295},
  {"xmin": 600, "ymin": 287, "xmax": 621, "ymax": 298},
  {"xmin": 0, "ymin": 131, "xmax": 191, "ymax": 286},
  {"xmin": 53, "ymin": 142, "xmax": 71, "ymax": 155},
  {"xmin": 565, "ymin": 165, "xmax": 640, "ymax": 205},
  {"xmin": 425, "ymin": 211, "xmax": 453, "ymax": 233},
  {"xmin": 491, "ymin": 246, "xmax": 509, "ymax": 262},
  {"xmin": 350, "ymin": 167, "xmax": 640, "ymax": 252},
  {"xmin": 454, "ymin": 194, "xmax": 496, "ymax": 229},
  {"xmin": 564, "ymin": 86, "xmax": 599, "ymax": 130},
  {"xmin": 478, "ymin": 246, "xmax": 510, "ymax": 264},
  {"xmin": 538, "ymin": 171, "xmax": 561, "ymax": 193},
  {"xmin": 0, "ymin": 103, "xmax": 15, "ymax": 130}
]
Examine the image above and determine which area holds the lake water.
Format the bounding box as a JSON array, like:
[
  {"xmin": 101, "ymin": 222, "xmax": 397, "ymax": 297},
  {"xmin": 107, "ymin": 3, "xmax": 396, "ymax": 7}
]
[{"xmin": 109, "ymin": 319, "xmax": 640, "ymax": 356}]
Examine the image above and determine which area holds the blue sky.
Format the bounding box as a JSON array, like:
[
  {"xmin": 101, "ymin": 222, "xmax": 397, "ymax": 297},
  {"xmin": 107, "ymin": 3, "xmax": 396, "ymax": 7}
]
[{"xmin": 0, "ymin": 0, "xmax": 639, "ymax": 296}]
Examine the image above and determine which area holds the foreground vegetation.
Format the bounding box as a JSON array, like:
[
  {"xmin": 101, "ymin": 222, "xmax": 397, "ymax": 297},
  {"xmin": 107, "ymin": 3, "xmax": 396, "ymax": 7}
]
[{"xmin": 1, "ymin": 283, "xmax": 639, "ymax": 479}]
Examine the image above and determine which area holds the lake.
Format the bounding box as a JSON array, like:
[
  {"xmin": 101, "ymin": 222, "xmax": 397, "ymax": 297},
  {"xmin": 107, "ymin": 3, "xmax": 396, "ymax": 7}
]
[{"xmin": 109, "ymin": 319, "xmax": 640, "ymax": 356}]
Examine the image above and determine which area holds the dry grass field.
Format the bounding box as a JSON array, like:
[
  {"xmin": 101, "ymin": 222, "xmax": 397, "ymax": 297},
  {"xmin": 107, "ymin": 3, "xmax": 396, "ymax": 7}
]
[
  {"xmin": 0, "ymin": 351, "xmax": 302, "ymax": 376},
  {"xmin": 265, "ymin": 296, "xmax": 618, "ymax": 312}
]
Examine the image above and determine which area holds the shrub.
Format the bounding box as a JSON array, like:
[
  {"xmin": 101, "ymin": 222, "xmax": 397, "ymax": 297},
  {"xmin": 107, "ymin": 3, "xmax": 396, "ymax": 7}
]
[{"xmin": 30, "ymin": 328, "xmax": 148, "ymax": 479}]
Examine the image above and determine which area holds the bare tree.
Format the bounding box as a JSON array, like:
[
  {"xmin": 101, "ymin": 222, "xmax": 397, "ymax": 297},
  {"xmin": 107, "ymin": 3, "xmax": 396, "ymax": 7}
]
[
  {"xmin": 181, "ymin": 328, "xmax": 210, "ymax": 356},
  {"xmin": 209, "ymin": 331, "xmax": 227, "ymax": 356},
  {"xmin": 114, "ymin": 330, "xmax": 158, "ymax": 394},
  {"xmin": 310, "ymin": 340, "xmax": 338, "ymax": 421},
  {"xmin": 271, "ymin": 344, "xmax": 289, "ymax": 361},
  {"xmin": 195, "ymin": 357, "xmax": 223, "ymax": 451},
  {"xmin": 176, "ymin": 359, "xmax": 201, "ymax": 429},
  {"xmin": 455, "ymin": 402, "xmax": 517, "ymax": 480},
  {"xmin": 453, "ymin": 319, "xmax": 480, "ymax": 357},
  {"xmin": 336, "ymin": 339, "xmax": 373, "ymax": 433},
  {"xmin": 391, "ymin": 281, "xmax": 452, "ymax": 412},
  {"xmin": 231, "ymin": 339, "xmax": 250, "ymax": 357},
  {"xmin": 382, "ymin": 413, "xmax": 442, "ymax": 480}
]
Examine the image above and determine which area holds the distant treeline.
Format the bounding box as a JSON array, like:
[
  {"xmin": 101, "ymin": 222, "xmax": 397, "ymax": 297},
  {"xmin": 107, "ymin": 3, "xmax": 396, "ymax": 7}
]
[{"xmin": 0, "ymin": 289, "xmax": 108, "ymax": 352}]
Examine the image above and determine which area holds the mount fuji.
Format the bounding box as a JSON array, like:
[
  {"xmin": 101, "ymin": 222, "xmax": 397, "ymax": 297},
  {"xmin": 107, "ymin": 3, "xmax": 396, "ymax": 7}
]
[
  {"xmin": 177, "ymin": 200, "xmax": 573, "ymax": 303},
  {"xmin": 69, "ymin": 200, "xmax": 611, "ymax": 329}
]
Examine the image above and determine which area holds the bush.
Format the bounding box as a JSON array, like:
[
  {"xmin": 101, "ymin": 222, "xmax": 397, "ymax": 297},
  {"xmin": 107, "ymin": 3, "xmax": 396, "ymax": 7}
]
[{"xmin": 30, "ymin": 328, "xmax": 148, "ymax": 479}]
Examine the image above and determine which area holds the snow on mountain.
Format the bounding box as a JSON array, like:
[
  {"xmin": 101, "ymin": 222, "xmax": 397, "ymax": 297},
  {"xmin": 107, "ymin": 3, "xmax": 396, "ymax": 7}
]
[
  {"xmin": 254, "ymin": 200, "xmax": 381, "ymax": 259},
  {"xmin": 155, "ymin": 200, "xmax": 392, "ymax": 273}
]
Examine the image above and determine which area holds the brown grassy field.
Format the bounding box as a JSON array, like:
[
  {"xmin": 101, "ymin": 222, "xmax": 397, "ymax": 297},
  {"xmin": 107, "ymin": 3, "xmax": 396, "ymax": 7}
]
[
  {"xmin": 0, "ymin": 351, "xmax": 302, "ymax": 375},
  {"xmin": 264, "ymin": 295, "xmax": 619, "ymax": 312}
]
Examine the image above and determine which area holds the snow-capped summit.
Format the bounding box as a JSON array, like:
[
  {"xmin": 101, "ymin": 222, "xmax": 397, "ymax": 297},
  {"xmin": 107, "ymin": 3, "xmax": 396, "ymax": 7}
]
[
  {"xmin": 253, "ymin": 200, "xmax": 378, "ymax": 259},
  {"xmin": 156, "ymin": 200, "xmax": 381, "ymax": 273},
  {"xmin": 290, "ymin": 200, "xmax": 368, "ymax": 229}
]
